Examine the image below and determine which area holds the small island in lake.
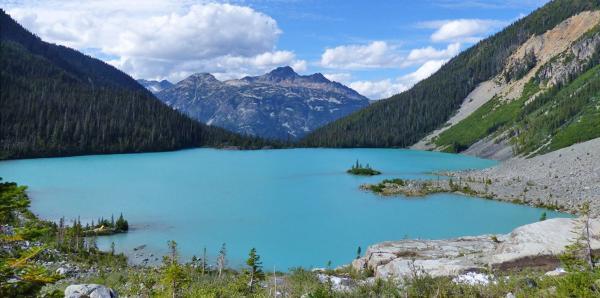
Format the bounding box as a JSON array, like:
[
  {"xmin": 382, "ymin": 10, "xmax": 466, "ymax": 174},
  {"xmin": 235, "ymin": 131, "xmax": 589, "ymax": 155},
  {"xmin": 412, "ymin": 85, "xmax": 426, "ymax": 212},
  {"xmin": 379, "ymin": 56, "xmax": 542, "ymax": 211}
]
[
  {"xmin": 347, "ymin": 160, "xmax": 381, "ymax": 176},
  {"xmin": 82, "ymin": 213, "xmax": 130, "ymax": 236}
]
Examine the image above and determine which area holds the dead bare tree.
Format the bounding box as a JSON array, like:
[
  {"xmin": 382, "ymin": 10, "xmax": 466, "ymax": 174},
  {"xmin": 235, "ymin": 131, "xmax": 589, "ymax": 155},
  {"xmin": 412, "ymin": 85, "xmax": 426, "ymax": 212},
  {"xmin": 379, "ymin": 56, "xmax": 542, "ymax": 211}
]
[{"xmin": 581, "ymin": 202, "xmax": 594, "ymax": 269}]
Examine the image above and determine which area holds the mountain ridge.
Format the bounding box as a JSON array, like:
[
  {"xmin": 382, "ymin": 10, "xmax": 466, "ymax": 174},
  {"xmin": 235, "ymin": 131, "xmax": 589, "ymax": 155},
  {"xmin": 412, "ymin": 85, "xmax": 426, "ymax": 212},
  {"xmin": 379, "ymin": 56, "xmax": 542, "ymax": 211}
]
[
  {"xmin": 0, "ymin": 9, "xmax": 270, "ymax": 159},
  {"xmin": 300, "ymin": 0, "xmax": 600, "ymax": 149},
  {"xmin": 416, "ymin": 10, "xmax": 600, "ymax": 159},
  {"xmin": 151, "ymin": 66, "xmax": 369, "ymax": 140},
  {"xmin": 137, "ymin": 79, "xmax": 174, "ymax": 93}
]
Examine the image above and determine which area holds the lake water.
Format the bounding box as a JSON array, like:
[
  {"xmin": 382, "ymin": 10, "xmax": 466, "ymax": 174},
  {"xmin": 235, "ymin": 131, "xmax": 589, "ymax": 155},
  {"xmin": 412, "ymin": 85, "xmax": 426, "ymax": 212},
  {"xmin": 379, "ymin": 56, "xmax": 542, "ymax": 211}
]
[{"xmin": 0, "ymin": 148, "xmax": 568, "ymax": 270}]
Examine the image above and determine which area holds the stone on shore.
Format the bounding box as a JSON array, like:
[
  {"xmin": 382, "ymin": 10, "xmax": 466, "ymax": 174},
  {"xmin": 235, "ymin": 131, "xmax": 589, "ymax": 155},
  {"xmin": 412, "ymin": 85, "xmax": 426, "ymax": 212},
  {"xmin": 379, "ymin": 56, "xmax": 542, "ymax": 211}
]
[
  {"xmin": 353, "ymin": 217, "xmax": 600, "ymax": 278},
  {"xmin": 65, "ymin": 284, "xmax": 118, "ymax": 298}
]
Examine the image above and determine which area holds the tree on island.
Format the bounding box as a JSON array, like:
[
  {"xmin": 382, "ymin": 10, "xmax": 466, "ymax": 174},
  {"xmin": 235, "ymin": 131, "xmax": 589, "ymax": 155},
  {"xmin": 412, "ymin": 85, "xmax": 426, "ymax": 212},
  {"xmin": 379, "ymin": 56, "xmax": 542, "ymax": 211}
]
[
  {"xmin": 115, "ymin": 213, "xmax": 129, "ymax": 232},
  {"xmin": 348, "ymin": 160, "xmax": 381, "ymax": 176}
]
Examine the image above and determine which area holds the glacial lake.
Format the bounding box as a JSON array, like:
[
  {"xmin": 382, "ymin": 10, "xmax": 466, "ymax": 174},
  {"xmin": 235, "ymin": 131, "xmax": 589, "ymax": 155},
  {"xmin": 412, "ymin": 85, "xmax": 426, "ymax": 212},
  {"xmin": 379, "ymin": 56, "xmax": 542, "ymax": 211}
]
[{"xmin": 0, "ymin": 148, "xmax": 569, "ymax": 270}]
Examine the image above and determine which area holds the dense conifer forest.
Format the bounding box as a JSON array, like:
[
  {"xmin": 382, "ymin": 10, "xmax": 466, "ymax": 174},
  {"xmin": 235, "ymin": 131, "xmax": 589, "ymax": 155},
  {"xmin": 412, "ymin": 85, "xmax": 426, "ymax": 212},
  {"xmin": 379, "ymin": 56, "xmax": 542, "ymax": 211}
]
[
  {"xmin": 0, "ymin": 10, "xmax": 270, "ymax": 160},
  {"xmin": 300, "ymin": 0, "xmax": 600, "ymax": 148}
]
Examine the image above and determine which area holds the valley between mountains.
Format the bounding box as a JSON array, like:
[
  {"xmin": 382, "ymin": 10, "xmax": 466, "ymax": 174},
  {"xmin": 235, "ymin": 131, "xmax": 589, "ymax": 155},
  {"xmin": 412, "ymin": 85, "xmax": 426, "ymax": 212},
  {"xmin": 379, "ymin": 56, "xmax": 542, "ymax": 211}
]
[{"xmin": 2, "ymin": 0, "xmax": 600, "ymax": 296}]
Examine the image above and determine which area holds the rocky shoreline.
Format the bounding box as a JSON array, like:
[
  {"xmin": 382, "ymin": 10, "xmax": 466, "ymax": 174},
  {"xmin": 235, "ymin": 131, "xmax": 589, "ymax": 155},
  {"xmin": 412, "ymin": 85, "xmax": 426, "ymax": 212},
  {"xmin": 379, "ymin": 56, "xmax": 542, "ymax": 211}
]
[
  {"xmin": 353, "ymin": 138, "xmax": 600, "ymax": 280},
  {"xmin": 352, "ymin": 217, "xmax": 600, "ymax": 278},
  {"xmin": 364, "ymin": 138, "xmax": 600, "ymax": 216}
]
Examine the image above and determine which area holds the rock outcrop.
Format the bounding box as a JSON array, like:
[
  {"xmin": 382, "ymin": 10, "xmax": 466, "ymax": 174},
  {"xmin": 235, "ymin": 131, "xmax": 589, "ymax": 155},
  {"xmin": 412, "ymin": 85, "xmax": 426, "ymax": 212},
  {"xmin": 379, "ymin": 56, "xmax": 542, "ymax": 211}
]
[
  {"xmin": 353, "ymin": 218, "xmax": 600, "ymax": 278},
  {"xmin": 65, "ymin": 284, "xmax": 118, "ymax": 298}
]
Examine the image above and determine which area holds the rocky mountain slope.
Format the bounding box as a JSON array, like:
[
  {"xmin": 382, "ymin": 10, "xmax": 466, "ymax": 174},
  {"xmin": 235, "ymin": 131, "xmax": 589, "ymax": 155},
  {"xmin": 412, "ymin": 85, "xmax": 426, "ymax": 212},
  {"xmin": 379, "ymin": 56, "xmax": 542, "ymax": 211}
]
[
  {"xmin": 301, "ymin": 0, "xmax": 600, "ymax": 151},
  {"xmin": 153, "ymin": 67, "xmax": 369, "ymax": 140},
  {"xmin": 414, "ymin": 10, "xmax": 600, "ymax": 160},
  {"xmin": 137, "ymin": 79, "xmax": 173, "ymax": 93}
]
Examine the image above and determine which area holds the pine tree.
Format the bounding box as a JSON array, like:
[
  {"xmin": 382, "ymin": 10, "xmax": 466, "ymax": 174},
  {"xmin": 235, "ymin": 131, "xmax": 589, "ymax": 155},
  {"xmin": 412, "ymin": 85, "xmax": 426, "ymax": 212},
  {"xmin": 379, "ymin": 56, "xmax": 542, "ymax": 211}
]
[
  {"xmin": 162, "ymin": 240, "xmax": 187, "ymax": 298},
  {"xmin": 246, "ymin": 248, "xmax": 264, "ymax": 292},
  {"xmin": 115, "ymin": 213, "xmax": 128, "ymax": 232}
]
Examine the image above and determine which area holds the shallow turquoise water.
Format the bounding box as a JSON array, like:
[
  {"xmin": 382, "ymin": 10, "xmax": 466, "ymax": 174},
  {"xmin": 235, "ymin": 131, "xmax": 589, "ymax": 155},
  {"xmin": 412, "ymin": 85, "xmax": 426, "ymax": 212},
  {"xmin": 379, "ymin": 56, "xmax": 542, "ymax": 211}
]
[{"xmin": 0, "ymin": 149, "xmax": 568, "ymax": 270}]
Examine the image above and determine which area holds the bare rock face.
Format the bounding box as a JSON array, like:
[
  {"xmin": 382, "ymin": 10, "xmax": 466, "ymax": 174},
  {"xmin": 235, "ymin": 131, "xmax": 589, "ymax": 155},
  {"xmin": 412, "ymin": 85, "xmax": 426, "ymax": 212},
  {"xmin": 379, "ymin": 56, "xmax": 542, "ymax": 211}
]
[
  {"xmin": 65, "ymin": 284, "xmax": 118, "ymax": 298},
  {"xmin": 353, "ymin": 218, "xmax": 600, "ymax": 278},
  {"xmin": 536, "ymin": 32, "xmax": 600, "ymax": 87}
]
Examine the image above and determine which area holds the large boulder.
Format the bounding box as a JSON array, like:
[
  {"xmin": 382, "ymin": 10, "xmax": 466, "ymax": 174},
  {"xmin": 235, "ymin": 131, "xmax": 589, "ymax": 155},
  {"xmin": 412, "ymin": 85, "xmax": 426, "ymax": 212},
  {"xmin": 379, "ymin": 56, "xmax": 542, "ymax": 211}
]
[
  {"xmin": 353, "ymin": 217, "xmax": 600, "ymax": 278},
  {"xmin": 65, "ymin": 284, "xmax": 118, "ymax": 298}
]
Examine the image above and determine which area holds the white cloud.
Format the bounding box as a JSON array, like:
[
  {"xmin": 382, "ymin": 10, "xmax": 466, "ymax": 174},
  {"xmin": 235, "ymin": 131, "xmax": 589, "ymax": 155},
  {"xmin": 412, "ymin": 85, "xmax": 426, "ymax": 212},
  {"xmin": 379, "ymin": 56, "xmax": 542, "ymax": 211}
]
[
  {"xmin": 349, "ymin": 79, "xmax": 409, "ymax": 100},
  {"xmin": 421, "ymin": 19, "xmax": 506, "ymax": 43},
  {"xmin": 350, "ymin": 59, "xmax": 448, "ymax": 100},
  {"xmin": 107, "ymin": 50, "xmax": 307, "ymax": 82},
  {"xmin": 291, "ymin": 60, "xmax": 308, "ymax": 72},
  {"xmin": 401, "ymin": 59, "xmax": 447, "ymax": 83},
  {"xmin": 323, "ymin": 73, "xmax": 352, "ymax": 84},
  {"xmin": 318, "ymin": 40, "xmax": 456, "ymax": 99},
  {"xmin": 320, "ymin": 41, "xmax": 403, "ymax": 69},
  {"xmin": 320, "ymin": 40, "xmax": 460, "ymax": 70},
  {"xmin": 5, "ymin": 1, "xmax": 305, "ymax": 81},
  {"xmin": 406, "ymin": 43, "xmax": 460, "ymax": 64}
]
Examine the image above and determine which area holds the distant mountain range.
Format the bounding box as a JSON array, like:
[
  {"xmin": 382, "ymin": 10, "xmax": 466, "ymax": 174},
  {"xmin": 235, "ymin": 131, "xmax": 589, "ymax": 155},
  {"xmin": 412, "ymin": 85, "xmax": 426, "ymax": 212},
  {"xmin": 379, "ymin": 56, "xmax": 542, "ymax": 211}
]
[
  {"xmin": 137, "ymin": 79, "xmax": 174, "ymax": 93},
  {"xmin": 139, "ymin": 67, "xmax": 369, "ymax": 140},
  {"xmin": 0, "ymin": 9, "xmax": 268, "ymax": 159}
]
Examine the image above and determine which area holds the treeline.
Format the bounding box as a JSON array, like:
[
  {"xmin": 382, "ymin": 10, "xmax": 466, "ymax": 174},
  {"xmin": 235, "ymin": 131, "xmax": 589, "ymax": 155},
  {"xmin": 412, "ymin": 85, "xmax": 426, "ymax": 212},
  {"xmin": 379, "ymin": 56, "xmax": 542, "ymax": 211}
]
[
  {"xmin": 300, "ymin": 0, "xmax": 600, "ymax": 148},
  {"xmin": 0, "ymin": 10, "xmax": 272, "ymax": 160}
]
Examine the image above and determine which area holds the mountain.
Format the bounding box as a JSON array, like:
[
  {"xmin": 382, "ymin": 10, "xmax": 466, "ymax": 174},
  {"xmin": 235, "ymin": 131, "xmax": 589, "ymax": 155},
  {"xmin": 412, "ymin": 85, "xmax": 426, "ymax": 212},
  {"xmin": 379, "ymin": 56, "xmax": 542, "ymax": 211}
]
[
  {"xmin": 300, "ymin": 0, "xmax": 600, "ymax": 156},
  {"xmin": 137, "ymin": 79, "xmax": 174, "ymax": 93},
  {"xmin": 0, "ymin": 9, "xmax": 269, "ymax": 159},
  {"xmin": 153, "ymin": 66, "xmax": 369, "ymax": 140},
  {"xmin": 413, "ymin": 9, "xmax": 600, "ymax": 160}
]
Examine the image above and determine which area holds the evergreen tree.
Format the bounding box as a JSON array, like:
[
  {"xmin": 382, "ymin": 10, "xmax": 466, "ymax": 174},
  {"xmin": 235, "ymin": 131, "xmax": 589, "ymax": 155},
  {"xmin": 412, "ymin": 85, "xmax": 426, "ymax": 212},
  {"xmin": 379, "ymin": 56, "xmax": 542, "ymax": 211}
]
[
  {"xmin": 162, "ymin": 240, "xmax": 188, "ymax": 298},
  {"xmin": 115, "ymin": 213, "xmax": 128, "ymax": 232},
  {"xmin": 246, "ymin": 248, "xmax": 264, "ymax": 292}
]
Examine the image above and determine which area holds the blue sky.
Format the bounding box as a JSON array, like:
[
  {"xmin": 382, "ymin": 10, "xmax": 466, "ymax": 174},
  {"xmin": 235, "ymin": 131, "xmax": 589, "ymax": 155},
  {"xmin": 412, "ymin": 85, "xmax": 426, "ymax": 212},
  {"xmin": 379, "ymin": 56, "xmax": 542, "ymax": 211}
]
[{"xmin": 2, "ymin": 0, "xmax": 549, "ymax": 98}]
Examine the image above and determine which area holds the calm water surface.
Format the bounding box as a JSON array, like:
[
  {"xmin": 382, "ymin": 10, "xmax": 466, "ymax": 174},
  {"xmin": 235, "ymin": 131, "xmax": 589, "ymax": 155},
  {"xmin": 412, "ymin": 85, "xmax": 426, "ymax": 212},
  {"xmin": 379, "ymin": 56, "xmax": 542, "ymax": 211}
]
[{"xmin": 0, "ymin": 148, "xmax": 568, "ymax": 270}]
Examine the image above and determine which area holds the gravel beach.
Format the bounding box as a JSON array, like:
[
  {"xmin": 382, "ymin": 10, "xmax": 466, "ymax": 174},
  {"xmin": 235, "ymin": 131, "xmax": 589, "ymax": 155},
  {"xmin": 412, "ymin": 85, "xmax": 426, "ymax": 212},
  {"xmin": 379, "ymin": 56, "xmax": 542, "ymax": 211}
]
[
  {"xmin": 365, "ymin": 138, "xmax": 600, "ymax": 216},
  {"xmin": 450, "ymin": 138, "xmax": 600, "ymax": 215}
]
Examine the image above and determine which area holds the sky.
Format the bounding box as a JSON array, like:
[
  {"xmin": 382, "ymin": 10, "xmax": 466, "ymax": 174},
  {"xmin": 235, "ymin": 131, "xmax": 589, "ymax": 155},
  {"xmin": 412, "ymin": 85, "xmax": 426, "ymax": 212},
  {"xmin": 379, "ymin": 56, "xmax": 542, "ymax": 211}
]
[{"xmin": 2, "ymin": 0, "xmax": 550, "ymax": 99}]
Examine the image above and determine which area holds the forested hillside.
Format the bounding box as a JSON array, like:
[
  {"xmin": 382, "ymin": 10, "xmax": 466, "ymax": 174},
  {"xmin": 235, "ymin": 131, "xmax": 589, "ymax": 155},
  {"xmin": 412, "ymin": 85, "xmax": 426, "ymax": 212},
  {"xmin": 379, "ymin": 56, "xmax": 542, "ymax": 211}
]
[
  {"xmin": 0, "ymin": 10, "xmax": 269, "ymax": 159},
  {"xmin": 300, "ymin": 0, "xmax": 600, "ymax": 148},
  {"xmin": 434, "ymin": 25, "xmax": 600, "ymax": 157}
]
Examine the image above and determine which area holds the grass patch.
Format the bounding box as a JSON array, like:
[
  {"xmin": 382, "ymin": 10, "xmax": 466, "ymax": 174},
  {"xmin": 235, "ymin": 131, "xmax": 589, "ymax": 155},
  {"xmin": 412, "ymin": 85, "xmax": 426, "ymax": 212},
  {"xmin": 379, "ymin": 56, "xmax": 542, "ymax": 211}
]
[{"xmin": 435, "ymin": 84, "xmax": 532, "ymax": 152}]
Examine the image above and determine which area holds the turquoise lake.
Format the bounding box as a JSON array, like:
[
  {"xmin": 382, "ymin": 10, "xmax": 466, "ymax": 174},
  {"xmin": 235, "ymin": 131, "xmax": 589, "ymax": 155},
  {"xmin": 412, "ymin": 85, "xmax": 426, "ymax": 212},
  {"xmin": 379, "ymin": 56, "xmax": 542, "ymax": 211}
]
[{"xmin": 0, "ymin": 148, "xmax": 568, "ymax": 270}]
